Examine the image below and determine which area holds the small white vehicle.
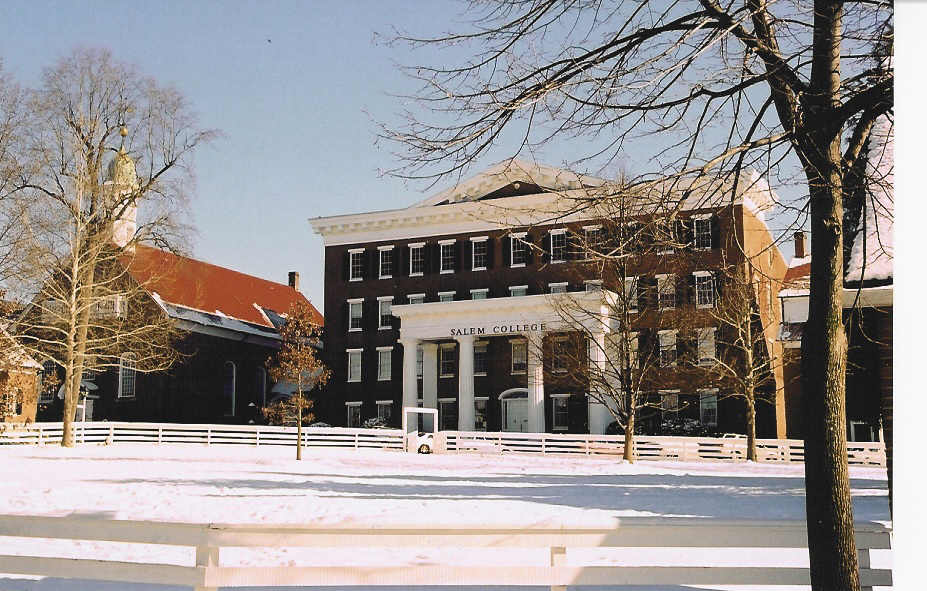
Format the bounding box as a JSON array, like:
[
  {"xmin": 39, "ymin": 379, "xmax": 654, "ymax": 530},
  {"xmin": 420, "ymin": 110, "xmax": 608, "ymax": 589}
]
[{"xmin": 412, "ymin": 431, "xmax": 435, "ymax": 454}]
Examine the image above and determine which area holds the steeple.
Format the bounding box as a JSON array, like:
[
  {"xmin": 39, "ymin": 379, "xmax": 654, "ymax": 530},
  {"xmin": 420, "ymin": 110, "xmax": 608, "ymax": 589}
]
[{"xmin": 105, "ymin": 126, "xmax": 139, "ymax": 249}]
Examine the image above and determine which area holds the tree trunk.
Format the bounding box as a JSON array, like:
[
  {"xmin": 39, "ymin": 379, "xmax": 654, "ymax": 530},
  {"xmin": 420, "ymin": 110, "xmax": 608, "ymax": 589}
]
[
  {"xmin": 745, "ymin": 391, "xmax": 757, "ymax": 462},
  {"xmin": 799, "ymin": 2, "xmax": 859, "ymax": 590},
  {"xmin": 296, "ymin": 393, "xmax": 303, "ymax": 461},
  {"xmin": 623, "ymin": 412, "xmax": 635, "ymax": 463}
]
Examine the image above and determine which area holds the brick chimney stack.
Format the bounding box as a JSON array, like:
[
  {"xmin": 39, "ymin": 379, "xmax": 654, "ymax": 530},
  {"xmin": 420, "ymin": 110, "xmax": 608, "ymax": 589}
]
[
  {"xmin": 288, "ymin": 271, "xmax": 300, "ymax": 291},
  {"xmin": 794, "ymin": 231, "xmax": 806, "ymax": 259}
]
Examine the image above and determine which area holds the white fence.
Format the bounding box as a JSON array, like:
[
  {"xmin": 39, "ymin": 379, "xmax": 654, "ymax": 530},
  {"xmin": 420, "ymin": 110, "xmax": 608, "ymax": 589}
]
[
  {"xmin": 0, "ymin": 422, "xmax": 885, "ymax": 466},
  {"xmin": 0, "ymin": 513, "xmax": 892, "ymax": 590}
]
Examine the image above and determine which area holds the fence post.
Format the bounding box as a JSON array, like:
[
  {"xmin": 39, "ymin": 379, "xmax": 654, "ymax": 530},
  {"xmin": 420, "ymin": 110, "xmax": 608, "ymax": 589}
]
[
  {"xmin": 206, "ymin": 428, "xmax": 211, "ymax": 446},
  {"xmin": 549, "ymin": 546, "xmax": 567, "ymax": 591},
  {"xmin": 858, "ymin": 548, "xmax": 873, "ymax": 591},
  {"xmin": 256, "ymin": 429, "xmax": 260, "ymax": 447},
  {"xmin": 158, "ymin": 426, "xmax": 162, "ymax": 445},
  {"xmin": 194, "ymin": 543, "xmax": 219, "ymax": 591},
  {"xmin": 355, "ymin": 432, "xmax": 359, "ymax": 449},
  {"xmin": 37, "ymin": 425, "xmax": 43, "ymax": 446}
]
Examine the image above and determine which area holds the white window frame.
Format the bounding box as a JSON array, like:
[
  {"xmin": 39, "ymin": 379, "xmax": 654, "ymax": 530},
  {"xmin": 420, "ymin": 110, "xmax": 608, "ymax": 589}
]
[
  {"xmin": 438, "ymin": 398, "xmax": 457, "ymax": 430},
  {"xmin": 693, "ymin": 214, "xmax": 713, "ymax": 250},
  {"xmin": 407, "ymin": 293, "xmax": 425, "ymax": 305},
  {"xmin": 348, "ymin": 298, "xmax": 364, "ymax": 332},
  {"xmin": 510, "ymin": 232, "xmax": 527, "ymax": 267},
  {"xmin": 348, "ymin": 248, "xmax": 365, "ymax": 282},
  {"xmin": 474, "ymin": 396, "xmax": 489, "ymax": 431},
  {"xmin": 658, "ymin": 329, "xmax": 678, "ymax": 367},
  {"xmin": 697, "ymin": 327, "xmax": 717, "ymax": 366},
  {"xmin": 659, "ymin": 389, "xmax": 680, "ymax": 412},
  {"xmin": 376, "ymin": 400, "xmax": 393, "ymax": 421},
  {"xmin": 551, "ymin": 336, "xmax": 569, "ymax": 373},
  {"xmin": 377, "ymin": 346, "xmax": 393, "ymax": 381},
  {"xmin": 509, "ymin": 285, "xmax": 528, "ymax": 297},
  {"xmin": 694, "ymin": 271, "xmax": 715, "ymax": 309},
  {"xmin": 347, "ymin": 349, "xmax": 363, "ymax": 383},
  {"xmin": 439, "ymin": 343, "xmax": 456, "ymax": 378},
  {"xmin": 549, "ymin": 282, "xmax": 568, "ymax": 294},
  {"xmin": 439, "ymin": 239, "xmax": 456, "ymax": 274},
  {"xmin": 470, "ymin": 236, "xmax": 489, "ymax": 271},
  {"xmin": 118, "ymin": 354, "xmax": 137, "ymax": 399},
  {"xmin": 377, "ymin": 296, "xmax": 394, "ymax": 330},
  {"xmin": 583, "ymin": 225, "xmax": 602, "ymax": 257},
  {"xmin": 511, "ymin": 339, "xmax": 527, "ymax": 374},
  {"xmin": 470, "ymin": 288, "xmax": 489, "ymax": 300},
  {"xmin": 657, "ymin": 274, "xmax": 676, "ymax": 310},
  {"xmin": 408, "ymin": 242, "xmax": 425, "ymax": 277},
  {"xmin": 378, "ymin": 245, "xmax": 394, "ymax": 279},
  {"xmin": 474, "ymin": 340, "xmax": 488, "ymax": 376},
  {"xmin": 550, "ymin": 228, "xmax": 567, "ymax": 263},
  {"xmin": 438, "ymin": 291, "xmax": 455, "ymax": 303},
  {"xmin": 551, "ymin": 393, "xmax": 570, "ymax": 431},
  {"xmin": 699, "ymin": 388, "xmax": 719, "ymax": 426},
  {"xmin": 346, "ymin": 401, "xmax": 362, "ymax": 427}
]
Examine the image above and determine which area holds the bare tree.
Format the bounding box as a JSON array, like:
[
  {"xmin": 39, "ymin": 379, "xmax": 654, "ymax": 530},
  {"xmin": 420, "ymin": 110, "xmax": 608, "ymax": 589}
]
[
  {"xmin": 381, "ymin": 3, "xmax": 892, "ymax": 587},
  {"xmin": 3, "ymin": 48, "xmax": 215, "ymax": 447},
  {"xmin": 266, "ymin": 301, "xmax": 330, "ymax": 460}
]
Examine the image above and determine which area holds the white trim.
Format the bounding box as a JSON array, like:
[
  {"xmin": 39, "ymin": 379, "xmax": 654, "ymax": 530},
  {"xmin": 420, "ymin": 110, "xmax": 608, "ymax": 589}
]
[
  {"xmin": 470, "ymin": 288, "xmax": 489, "ymax": 299},
  {"xmin": 376, "ymin": 399, "xmax": 393, "ymax": 405},
  {"xmin": 693, "ymin": 270, "xmax": 712, "ymax": 277},
  {"xmin": 347, "ymin": 297, "xmax": 364, "ymax": 303},
  {"xmin": 470, "ymin": 236, "xmax": 489, "ymax": 242},
  {"xmin": 549, "ymin": 228, "xmax": 566, "ymax": 235},
  {"xmin": 474, "ymin": 396, "xmax": 489, "ymax": 401},
  {"xmin": 377, "ymin": 245, "xmax": 394, "ymax": 251},
  {"xmin": 348, "ymin": 248, "xmax": 365, "ymax": 253},
  {"xmin": 377, "ymin": 295, "xmax": 394, "ymax": 301},
  {"xmin": 438, "ymin": 291, "xmax": 456, "ymax": 301},
  {"xmin": 408, "ymin": 241, "xmax": 425, "ymax": 248},
  {"xmin": 345, "ymin": 401, "xmax": 362, "ymax": 407},
  {"xmin": 346, "ymin": 347, "xmax": 364, "ymax": 353},
  {"xmin": 438, "ymin": 239, "xmax": 457, "ymax": 245},
  {"xmin": 376, "ymin": 346, "xmax": 394, "ymax": 352},
  {"xmin": 438, "ymin": 397, "xmax": 456, "ymax": 403},
  {"xmin": 549, "ymin": 393, "xmax": 571, "ymax": 399}
]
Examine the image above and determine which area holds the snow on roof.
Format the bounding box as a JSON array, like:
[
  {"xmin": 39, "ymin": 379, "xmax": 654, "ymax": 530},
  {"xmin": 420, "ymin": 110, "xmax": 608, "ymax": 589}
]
[
  {"xmin": 124, "ymin": 246, "xmax": 322, "ymax": 330},
  {"xmin": 845, "ymin": 114, "xmax": 893, "ymax": 283}
]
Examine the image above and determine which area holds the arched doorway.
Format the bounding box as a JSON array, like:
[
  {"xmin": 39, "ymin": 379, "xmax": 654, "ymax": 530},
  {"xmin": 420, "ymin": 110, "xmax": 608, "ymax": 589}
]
[{"xmin": 499, "ymin": 388, "xmax": 529, "ymax": 432}]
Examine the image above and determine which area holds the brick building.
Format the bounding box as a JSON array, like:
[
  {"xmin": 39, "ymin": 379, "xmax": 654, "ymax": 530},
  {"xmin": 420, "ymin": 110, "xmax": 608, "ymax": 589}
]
[{"xmin": 311, "ymin": 160, "xmax": 787, "ymax": 435}]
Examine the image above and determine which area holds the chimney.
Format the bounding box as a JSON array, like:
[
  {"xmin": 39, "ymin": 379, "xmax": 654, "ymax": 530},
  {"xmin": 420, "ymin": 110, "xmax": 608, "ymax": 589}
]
[
  {"xmin": 793, "ymin": 231, "xmax": 806, "ymax": 259},
  {"xmin": 288, "ymin": 271, "xmax": 300, "ymax": 291}
]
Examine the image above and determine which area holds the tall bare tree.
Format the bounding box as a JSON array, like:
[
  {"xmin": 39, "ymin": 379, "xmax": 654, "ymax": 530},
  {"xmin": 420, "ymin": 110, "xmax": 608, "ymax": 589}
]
[
  {"xmin": 266, "ymin": 301, "xmax": 330, "ymax": 460},
  {"xmin": 2, "ymin": 48, "xmax": 215, "ymax": 447},
  {"xmin": 381, "ymin": 3, "xmax": 892, "ymax": 587}
]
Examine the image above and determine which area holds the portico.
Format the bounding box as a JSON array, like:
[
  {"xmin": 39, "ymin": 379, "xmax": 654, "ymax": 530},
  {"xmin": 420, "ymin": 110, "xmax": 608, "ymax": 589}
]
[{"xmin": 392, "ymin": 292, "xmax": 614, "ymax": 434}]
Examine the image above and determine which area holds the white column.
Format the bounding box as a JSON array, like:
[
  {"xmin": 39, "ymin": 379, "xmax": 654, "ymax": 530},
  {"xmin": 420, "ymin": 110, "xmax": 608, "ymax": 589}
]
[
  {"xmin": 587, "ymin": 331, "xmax": 612, "ymax": 435},
  {"xmin": 422, "ymin": 342, "xmax": 439, "ymax": 432},
  {"xmin": 526, "ymin": 332, "xmax": 545, "ymax": 433},
  {"xmin": 398, "ymin": 337, "xmax": 420, "ymax": 413},
  {"xmin": 455, "ymin": 334, "xmax": 475, "ymax": 431}
]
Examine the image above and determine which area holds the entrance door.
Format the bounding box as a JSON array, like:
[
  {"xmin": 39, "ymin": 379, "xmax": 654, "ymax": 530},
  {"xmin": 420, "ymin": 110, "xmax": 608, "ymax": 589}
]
[{"xmin": 504, "ymin": 398, "xmax": 529, "ymax": 432}]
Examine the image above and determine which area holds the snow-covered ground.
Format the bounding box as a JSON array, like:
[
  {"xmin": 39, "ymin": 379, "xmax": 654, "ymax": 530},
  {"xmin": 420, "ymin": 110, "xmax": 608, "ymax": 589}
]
[{"xmin": 0, "ymin": 443, "xmax": 891, "ymax": 590}]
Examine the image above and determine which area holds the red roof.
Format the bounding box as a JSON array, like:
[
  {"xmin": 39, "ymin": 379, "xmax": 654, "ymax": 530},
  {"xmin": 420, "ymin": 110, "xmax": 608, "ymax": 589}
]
[
  {"xmin": 784, "ymin": 261, "xmax": 811, "ymax": 284},
  {"xmin": 125, "ymin": 245, "xmax": 322, "ymax": 327}
]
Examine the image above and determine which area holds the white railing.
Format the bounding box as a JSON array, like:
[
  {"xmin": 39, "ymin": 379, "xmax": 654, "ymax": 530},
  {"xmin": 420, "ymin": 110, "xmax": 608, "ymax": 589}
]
[
  {"xmin": 0, "ymin": 422, "xmax": 403, "ymax": 450},
  {"xmin": 443, "ymin": 431, "xmax": 886, "ymax": 466},
  {"xmin": 0, "ymin": 422, "xmax": 885, "ymax": 467},
  {"xmin": 0, "ymin": 514, "xmax": 892, "ymax": 590}
]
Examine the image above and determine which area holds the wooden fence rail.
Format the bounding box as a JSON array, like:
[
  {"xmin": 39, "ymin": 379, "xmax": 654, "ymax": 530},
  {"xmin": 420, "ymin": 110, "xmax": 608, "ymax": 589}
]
[
  {"xmin": 0, "ymin": 514, "xmax": 892, "ymax": 590},
  {"xmin": 0, "ymin": 422, "xmax": 886, "ymax": 466}
]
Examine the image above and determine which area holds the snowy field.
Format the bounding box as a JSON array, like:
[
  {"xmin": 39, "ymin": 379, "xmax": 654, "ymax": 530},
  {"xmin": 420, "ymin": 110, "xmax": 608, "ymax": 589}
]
[{"xmin": 0, "ymin": 443, "xmax": 891, "ymax": 590}]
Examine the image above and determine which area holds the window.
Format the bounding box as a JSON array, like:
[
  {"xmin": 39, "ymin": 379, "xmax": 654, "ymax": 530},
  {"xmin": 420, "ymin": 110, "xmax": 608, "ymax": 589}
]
[
  {"xmin": 584, "ymin": 225, "xmax": 602, "ymax": 255},
  {"xmin": 550, "ymin": 229, "xmax": 567, "ymax": 263},
  {"xmin": 440, "ymin": 240, "xmax": 456, "ymax": 273},
  {"xmin": 38, "ymin": 361, "xmax": 56, "ymax": 403},
  {"xmin": 223, "ymin": 361, "xmax": 236, "ymax": 415},
  {"xmin": 439, "ymin": 398, "xmax": 457, "ymax": 430},
  {"xmin": 349, "ymin": 249, "xmax": 365, "ymax": 281},
  {"xmin": 552, "ymin": 394, "xmax": 570, "ymax": 431},
  {"xmin": 658, "ymin": 330, "xmax": 677, "ymax": 367},
  {"xmin": 511, "ymin": 340, "xmax": 527, "ymax": 374},
  {"xmin": 510, "ymin": 233, "xmax": 527, "ymax": 267},
  {"xmin": 377, "ymin": 400, "xmax": 392, "ymax": 422},
  {"xmin": 255, "ymin": 367, "xmax": 267, "ymax": 406},
  {"xmin": 416, "ymin": 346, "xmax": 424, "ymax": 378},
  {"xmin": 657, "ymin": 274, "xmax": 676, "ymax": 310},
  {"xmin": 378, "ymin": 246, "xmax": 394, "ymax": 279},
  {"xmin": 377, "ymin": 347, "xmax": 393, "ymax": 381},
  {"xmin": 348, "ymin": 299, "xmax": 363, "ymax": 331},
  {"xmin": 378, "ymin": 297, "xmax": 393, "ymax": 329},
  {"xmin": 438, "ymin": 291, "xmax": 455, "ymax": 303},
  {"xmin": 656, "ymin": 222, "xmax": 675, "ymax": 254},
  {"xmin": 408, "ymin": 293, "xmax": 425, "ymax": 305},
  {"xmin": 470, "ymin": 289, "xmax": 488, "ymax": 300},
  {"xmin": 409, "ymin": 243, "xmax": 425, "ymax": 276},
  {"xmin": 660, "ymin": 390, "xmax": 680, "ymax": 412},
  {"xmin": 471, "ymin": 237, "xmax": 488, "ymax": 270},
  {"xmin": 91, "ymin": 295, "xmax": 123, "ymax": 319},
  {"xmin": 346, "ymin": 402, "xmax": 362, "ymax": 427},
  {"xmin": 697, "ymin": 327, "xmax": 716, "ymax": 366},
  {"xmin": 475, "ymin": 398, "xmax": 488, "ymax": 431},
  {"xmin": 509, "ymin": 285, "xmax": 528, "ymax": 297},
  {"xmin": 695, "ymin": 272, "xmax": 715, "ymax": 308},
  {"xmin": 585, "ymin": 280, "xmax": 602, "ymax": 293},
  {"xmin": 549, "ymin": 282, "xmax": 568, "ymax": 294},
  {"xmin": 439, "ymin": 344, "xmax": 455, "ymax": 377},
  {"xmin": 699, "ymin": 389, "xmax": 718, "ymax": 426},
  {"xmin": 552, "ymin": 337, "xmax": 569, "ymax": 373},
  {"xmin": 624, "ymin": 277, "xmax": 638, "ymax": 312},
  {"xmin": 474, "ymin": 341, "xmax": 488, "ymax": 375},
  {"xmin": 347, "ymin": 349, "xmax": 362, "ymax": 382},
  {"xmin": 694, "ymin": 216, "xmax": 713, "ymax": 249}
]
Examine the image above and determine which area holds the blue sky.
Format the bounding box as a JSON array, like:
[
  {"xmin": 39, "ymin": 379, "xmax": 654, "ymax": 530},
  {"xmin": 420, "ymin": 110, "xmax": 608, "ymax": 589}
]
[{"xmin": 2, "ymin": 0, "xmax": 800, "ymax": 308}]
